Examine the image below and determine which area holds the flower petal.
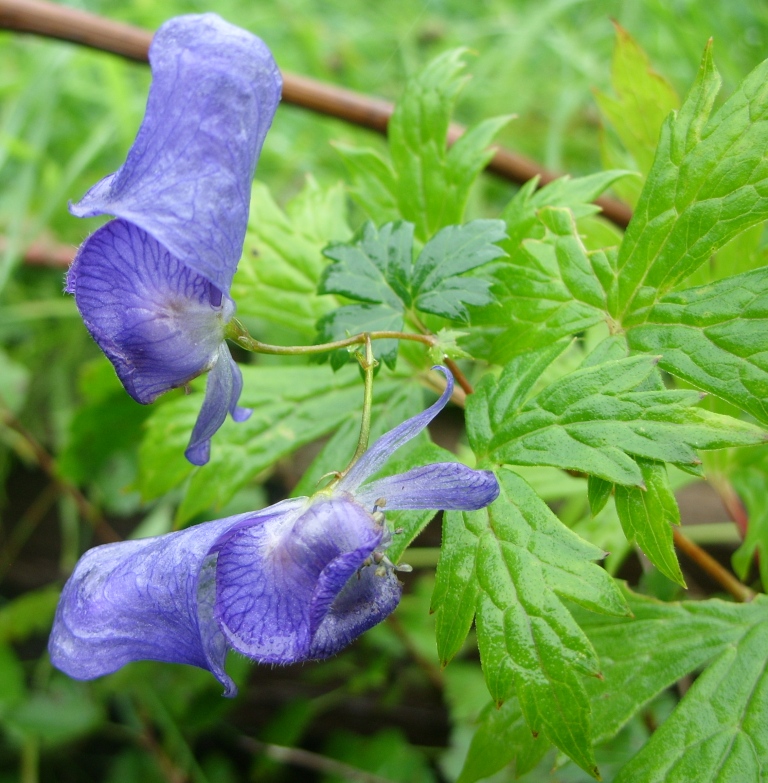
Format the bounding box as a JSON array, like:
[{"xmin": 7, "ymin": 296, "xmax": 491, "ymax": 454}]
[
  {"xmin": 66, "ymin": 219, "xmax": 229, "ymax": 404},
  {"xmin": 213, "ymin": 496, "xmax": 396, "ymax": 663},
  {"xmin": 355, "ymin": 463, "xmax": 500, "ymax": 511},
  {"xmin": 48, "ymin": 514, "xmax": 244, "ymax": 696},
  {"xmin": 185, "ymin": 343, "xmax": 250, "ymax": 466},
  {"xmin": 70, "ymin": 14, "xmax": 281, "ymax": 294},
  {"xmin": 337, "ymin": 366, "xmax": 454, "ymax": 491}
]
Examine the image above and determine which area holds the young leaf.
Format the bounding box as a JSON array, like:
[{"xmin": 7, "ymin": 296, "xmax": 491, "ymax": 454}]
[
  {"xmin": 613, "ymin": 45, "xmax": 768, "ymax": 319},
  {"xmin": 594, "ymin": 23, "xmax": 680, "ymax": 205},
  {"xmin": 471, "ymin": 353, "xmax": 767, "ymax": 485},
  {"xmin": 432, "ymin": 469, "xmax": 629, "ymax": 777},
  {"xmin": 626, "ymin": 267, "xmax": 768, "ymax": 425},
  {"xmin": 232, "ymin": 180, "xmax": 350, "ymax": 339},
  {"xmin": 502, "ymin": 170, "xmax": 635, "ymax": 250},
  {"xmin": 337, "ymin": 49, "xmax": 510, "ymax": 240},
  {"xmin": 614, "ymin": 457, "xmax": 685, "ymax": 585}
]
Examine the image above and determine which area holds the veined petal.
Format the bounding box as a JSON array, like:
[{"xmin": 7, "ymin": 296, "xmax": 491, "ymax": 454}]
[
  {"xmin": 48, "ymin": 499, "xmax": 304, "ymax": 696},
  {"xmin": 355, "ymin": 463, "xmax": 500, "ymax": 511},
  {"xmin": 70, "ymin": 14, "xmax": 281, "ymax": 294},
  {"xmin": 213, "ymin": 496, "xmax": 398, "ymax": 663},
  {"xmin": 49, "ymin": 514, "xmax": 240, "ymax": 696},
  {"xmin": 337, "ymin": 366, "xmax": 455, "ymax": 492},
  {"xmin": 66, "ymin": 219, "xmax": 229, "ymax": 404},
  {"xmin": 185, "ymin": 343, "xmax": 251, "ymax": 467}
]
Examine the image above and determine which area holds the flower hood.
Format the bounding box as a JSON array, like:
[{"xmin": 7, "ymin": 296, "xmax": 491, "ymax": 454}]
[{"xmin": 66, "ymin": 14, "xmax": 282, "ymax": 465}]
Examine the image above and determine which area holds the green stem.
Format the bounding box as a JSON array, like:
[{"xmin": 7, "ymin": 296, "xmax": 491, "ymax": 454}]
[
  {"xmin": 225, "ymin": 318, "xmax": 434, "ymax": 356},
  {"xmin": 343, "ymin": 335, "xmax": 376, "ymax": 473}
]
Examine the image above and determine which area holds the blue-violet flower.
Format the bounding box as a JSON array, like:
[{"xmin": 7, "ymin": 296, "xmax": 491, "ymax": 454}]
[
  {"xmin": 49, "ymin": 367, "xmax": 499, "ymax": 696},
  {"xmin": 66, "ymin": 14, "xmax": 282, "ymax": 465}
]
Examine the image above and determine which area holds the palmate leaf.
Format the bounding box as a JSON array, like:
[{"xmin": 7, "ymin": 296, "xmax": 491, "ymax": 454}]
[
  {"xmin": 432, "ymin": 469, "xmax": 629, "ymax": 778},
  {"xmin": 627, "ymin": 267, "xmax": 768, "ymax": 425},
  {"xmin": 469, "ymin": 348, "xmax": 767, "ymax": 486},
  {"xmin": 612, "ymin": 44, "xmax": 768, "ymax": 320},
  {"xmin": 317, "ymin": 219, "xmax": 506, "ymax": 366},
  {"xmin": 231, "ymin": 179, "xmax": 350, "ymax": 339},
  {"xmin": 138, "ymin": 365, "xmax": 403, "ymax": 523},
  {"xmin": 469, "ymin": 207, "xmax": 616, "ymax": 364},
  {"xmin": 574, "ymin": 590, "xmax": 768, "ymax": 782},
  {"xmin": 336, "ymin": 49, "xmax": 511, "ymax": 241}
]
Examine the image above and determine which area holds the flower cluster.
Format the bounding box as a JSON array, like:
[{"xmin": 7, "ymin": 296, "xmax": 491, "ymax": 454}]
[
  {"xmin": 49, "ymin": 367, "xmax": 499, "ymax": 694},
  {"xmin": 66, "ymin": 14, "xmax": 282, "ymax": 465}
]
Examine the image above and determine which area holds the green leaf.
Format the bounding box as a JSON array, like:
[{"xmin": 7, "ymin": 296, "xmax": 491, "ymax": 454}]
[
  {"xmin": 457, "ymin": 697, "xmax": 548, "ymax": 783},
  {"xmin": 581, "ymin": 592, "xmax": 768, "ymax": 783},
  {"xmin": 232, "ymin": 179, "xmax": 350, "ymax": 338},
  {"xmin": 594, "ymin": 23, "xmax": 680, "ymax": 205},
  {"xmin": 433, "ymin": 469, "xmax": 628, "ymax": 777},
  {"xmin": 411, "ymin": 220, "xmax": 507, "ymax": 320},
  {"xmin": 0, "ymin": 585, "xmax": 60, "ymax": 644},
  {"xmin": 138, "ymin": 365, "xmax": 392, "ymax": 522},
  {"xmin": 469, "ymin": 208, "xmax": 611, "ymax": 363},
  {"xmin": 0, "ymin": 347, "xmax": 29, "ymax": 414},
  {"xmin": 731, "ymin": 466, "xmax": 768, "ymax": 591},
  {"xmin": 320, "ymin": 221, "xmax": 414, "ymax": 307},
  {"xmin": 614, "ymin": 458, "xmax": 685, "ymax": 585},
  {"xmin": 587, "ymin": 475, "xmax": 613, "ymax": 516},
  {"xmin": 502, "ymin": 170, "xmax": 636, "ymax": 250},
  {"xmin": 471, "ymin": 353, "xmax": 767, "ymax": 485},
  {"xmin": 578, "ymin": 589, "xmax": 768, "ymax": 745},
  {"xmin": 338, "ymin": 49, "xmax": 510, "ymax": 240},
  {"xmin": 613, "ymin": 45, "xmax": 768, "ymax": 319},
  {"xmin": 334, "ymin": 143, "xmax": 400, "ymax": 223},
  {"xmin": 316, "ymin": 304, "xmax": 404, "ymax": 369},
  {"xmin": 627, "ymin": 267, "xmax": 768, "ymax": 425},
  {"xmin": 317, "ymin": 218, "xmax": 506, "ymax": 365}
]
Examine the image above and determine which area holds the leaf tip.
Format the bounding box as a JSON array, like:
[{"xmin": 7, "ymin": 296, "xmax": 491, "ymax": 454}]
[{"xmin": 495, "ymin": 699, "xmax": 505, "ymax": 710}]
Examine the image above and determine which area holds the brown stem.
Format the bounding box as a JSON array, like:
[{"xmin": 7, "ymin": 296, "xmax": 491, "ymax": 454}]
[
  {"xmin": 0, "ymin": 0, "xmax": 632, "ymax": 230},
  {"xmin": 672, "ymin": 527, "xmax": 755, "ymax": 602},
  {"xmin": 444, "ymin": 357, "xmax": 473, "ymax": 396},
  {"xmin": 240, "ymin": 737, "xmax": 394, "ymax": 783},
  {"xmin": 0, "ymin": 408, "xmax": 120, "ymax": 544}
]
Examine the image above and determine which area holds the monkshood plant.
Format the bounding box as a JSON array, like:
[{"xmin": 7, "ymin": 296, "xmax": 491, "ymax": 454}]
[{"xmin": 12, "ymin": 10, "xmax": 768, "ymax": 783}]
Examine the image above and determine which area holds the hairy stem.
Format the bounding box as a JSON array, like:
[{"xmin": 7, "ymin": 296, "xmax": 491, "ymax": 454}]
[
  {"xmin": 342, "ymin": 335, "xmax": 376, "ymax": 476},
  {"xmin": 226, "ymin": 318, "xmax": 434, "ymax": 355}
]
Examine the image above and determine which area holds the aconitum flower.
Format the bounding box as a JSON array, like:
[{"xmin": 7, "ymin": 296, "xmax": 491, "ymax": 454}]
[
  {"xmin": 66, "ymin": 14, "xmax": 282, "ymax": 465},
  {"xmin": 49, "ymin": 368, "xmax": 499, "ymax": 696}
]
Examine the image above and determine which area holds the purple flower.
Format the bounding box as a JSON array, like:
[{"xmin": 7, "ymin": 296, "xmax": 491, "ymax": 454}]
[
  {"xmin": 49, "ymin": 368, "xmax": 499, "ymax": 696},
  {"xmin": 66, "ymin": 14, "xmax": 282, "ymax": 466}
]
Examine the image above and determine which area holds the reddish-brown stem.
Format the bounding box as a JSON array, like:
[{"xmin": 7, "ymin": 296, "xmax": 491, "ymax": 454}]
[
  {"xmin": 0, "ymin": 0, "xmax": 633, "ymax": 232},
  {"xmin": 444, "ymin": 357, "xmax": 474, "ymax": 396},
  {"xmin": 672, "ymin": 527, "xmax": 755, "ymax": 602}
]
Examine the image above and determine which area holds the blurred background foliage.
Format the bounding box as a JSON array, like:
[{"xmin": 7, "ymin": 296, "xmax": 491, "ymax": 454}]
[{"xmin": 1, "ymin": 0, "xmax": 767, "ymax": 781}]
